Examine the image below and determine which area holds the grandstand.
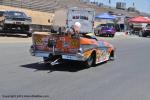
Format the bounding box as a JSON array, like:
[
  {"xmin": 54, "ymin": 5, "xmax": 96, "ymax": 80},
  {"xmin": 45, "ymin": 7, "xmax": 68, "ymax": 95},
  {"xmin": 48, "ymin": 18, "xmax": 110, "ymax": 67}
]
[
  {"xmin": 0, "ymin": 0, "xmax": 60, "ymax": 13},
  {"xmin": 1, "ymin": 0, "xmax": 149, "ymax": 27},
  {"xmin": 0, "ymin": 0, "xmax": 97, "ymax": 12},
  {"xmin": 0, "ymin": 0, "xmax": 144, "ymax": 16}
]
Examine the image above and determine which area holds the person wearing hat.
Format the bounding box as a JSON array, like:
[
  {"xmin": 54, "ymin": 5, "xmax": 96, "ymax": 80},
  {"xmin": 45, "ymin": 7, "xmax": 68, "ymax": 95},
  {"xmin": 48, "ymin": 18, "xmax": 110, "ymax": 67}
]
[
  {"xmin": 73, "ymin": 22, "xmax": 81, "ymax": 34},
  {"xmin": 66, "ymin": 22, "xmax": 81, "ymax": 37}
]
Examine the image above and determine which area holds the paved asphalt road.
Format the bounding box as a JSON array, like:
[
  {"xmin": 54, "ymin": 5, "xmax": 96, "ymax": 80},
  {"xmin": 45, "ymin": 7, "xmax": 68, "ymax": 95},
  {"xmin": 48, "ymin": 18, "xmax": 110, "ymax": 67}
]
[{"xmin": 0, "ymin": 36, "xmax": 150, "ymax": 100}]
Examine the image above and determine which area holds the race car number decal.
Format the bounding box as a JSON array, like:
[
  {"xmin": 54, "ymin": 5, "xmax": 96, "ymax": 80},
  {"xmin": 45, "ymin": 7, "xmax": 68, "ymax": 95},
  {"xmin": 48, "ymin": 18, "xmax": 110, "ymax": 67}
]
[
  {"xmin": 34, "ymin": 38, "xmax": 42, "ymax": 44},
  {"xmin": 96, "ymin": 48, "xmax": 108, "ymax": 63},
  {"xmin": 71, "ymin": 40, "xmax": 79, "ymax": 47}
]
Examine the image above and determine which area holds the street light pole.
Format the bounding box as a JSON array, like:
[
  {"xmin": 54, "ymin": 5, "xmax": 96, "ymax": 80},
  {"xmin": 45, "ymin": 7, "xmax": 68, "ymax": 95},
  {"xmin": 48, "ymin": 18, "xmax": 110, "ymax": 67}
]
[
  {"xmin": 109, "ymin": 0, "xmax": 111, "ymax": 4},
  {"xmin": 21, "ymin": 0, "xmax": 22, "ymax": 8}
]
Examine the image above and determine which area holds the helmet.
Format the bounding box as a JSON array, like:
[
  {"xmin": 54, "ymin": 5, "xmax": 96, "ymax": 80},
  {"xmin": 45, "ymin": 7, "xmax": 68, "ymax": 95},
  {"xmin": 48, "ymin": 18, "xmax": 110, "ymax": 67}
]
[{"xmin": 74, "ymin": 22, "xmax": 81, "ymax": 28}]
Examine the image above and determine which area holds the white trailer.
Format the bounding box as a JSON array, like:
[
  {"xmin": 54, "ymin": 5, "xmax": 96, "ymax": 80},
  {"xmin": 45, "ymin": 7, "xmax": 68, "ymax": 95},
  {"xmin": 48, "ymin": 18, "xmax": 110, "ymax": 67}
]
[{"xmin": 66, "ymin": 7, "xmax": 95, "ymax": 33}]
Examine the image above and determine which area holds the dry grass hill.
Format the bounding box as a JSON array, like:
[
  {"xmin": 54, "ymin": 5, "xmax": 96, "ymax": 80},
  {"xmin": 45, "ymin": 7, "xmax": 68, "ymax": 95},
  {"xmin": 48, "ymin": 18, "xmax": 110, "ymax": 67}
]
[
  {"xmin": 0, "ymin": 5, "xmax": 54, "ymax": 25},
  {"xmin": 0, "ymin": 0, "xmax": 149, "ymax": 26}
]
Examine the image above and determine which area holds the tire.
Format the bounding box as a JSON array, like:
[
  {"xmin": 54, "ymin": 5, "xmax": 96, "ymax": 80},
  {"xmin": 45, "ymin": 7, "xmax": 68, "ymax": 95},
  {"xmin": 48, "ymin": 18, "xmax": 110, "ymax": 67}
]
[
  {"xmin": 109, "ymin": 51, "xmax": 115, "ymax": 61},
  {"xmin": 139, "ymin": 31, "xmax": 143, "ymax": 37},
  {"xmin": 111, "ymin": 34, "xmax": 115, "ymax": 37},
  {"xmin": 0, "ymin": 21, "xmax": 4, "ymax": 31},
  {"xmin": 43, "ymin": 57, "xmax": 51, "ymax": 65},
  {"xmin": 142, "ymin": 32, "xmax": 147, "ymax": 37},
  {"xmin": 27, "ymin": 33, "xmax": 32, "ymax": 37},
  {"xmin": 0, "ymin": 26, "xmax": 3, "ymax": 31},
  {"xmin": 84, "ymin": 53, "xmax": 95, "ymax": 67},
  {"xmin": 95, "ymin": 30, "xmax": 99, "ymax": 36}
]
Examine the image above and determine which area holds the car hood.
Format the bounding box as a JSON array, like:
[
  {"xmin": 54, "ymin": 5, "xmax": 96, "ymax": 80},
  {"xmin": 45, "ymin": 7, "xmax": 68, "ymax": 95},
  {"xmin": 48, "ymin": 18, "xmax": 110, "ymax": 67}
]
[{"xmin": 80, "ymin": 37, "xmax": 114, "ymax": 49}]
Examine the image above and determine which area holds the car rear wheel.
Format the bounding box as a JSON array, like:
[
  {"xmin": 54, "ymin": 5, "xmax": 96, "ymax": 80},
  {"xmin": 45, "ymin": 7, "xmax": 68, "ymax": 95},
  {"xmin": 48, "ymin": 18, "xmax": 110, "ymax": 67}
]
[
  {"xmin": 110, "ymin": 34, "xmax": 114, "ymax": 37},
  {"xmin": 84, "ymin": 53, "xmax": 95, "ymax": 67},
  {"xmin": 139, "ymin": 31, "xmax": 143, "ymax": 37},
  {"xmin": 27, "ymin": 33, "xmax": 32, "ymax": 37},
  {"xmin": 142, "ymin": 32, "xmax": 147, "ymax": 37},
  {"xmin": 0, "ymin": 21, "xmax": 4, "ymax": 31},
  {"xmin": 109, "ymin": 51, "xmax": 115, "ymax": 61},
  {"xmin": 43, "ymin": 57, "xmax": 51, "ymax": 65}
]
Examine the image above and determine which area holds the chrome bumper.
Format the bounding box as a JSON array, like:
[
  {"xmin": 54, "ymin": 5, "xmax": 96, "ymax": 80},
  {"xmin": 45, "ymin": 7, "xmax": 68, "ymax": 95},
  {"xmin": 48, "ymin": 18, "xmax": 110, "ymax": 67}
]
[
  {"xmin": 30, "ymin": 48, "xmax": 87, "ymax": 61},
  {"xmin": 62, "ymin": 53, "xmax": 87, "ymax": 61},
  {"xmin": 5, "ymin": 20, "xmax": 31, "ymax": 25}
]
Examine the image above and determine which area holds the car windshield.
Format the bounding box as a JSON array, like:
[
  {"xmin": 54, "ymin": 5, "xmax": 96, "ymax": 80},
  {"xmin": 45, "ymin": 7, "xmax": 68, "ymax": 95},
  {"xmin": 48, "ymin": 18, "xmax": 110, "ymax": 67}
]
[
  {"xmin": 0, "ymin": 11, "xmax": 4, "ymax": 17},
  {"xmin": 6, "ymin": 11, "xmax": 26, "ymax": 17},
  {"xmin": 98, "ymin": 24, "xmax": 115, "ymax": 29},
  {"xmin": 146, "ymin": 24, "xmax": 150, "ymax": 29}
]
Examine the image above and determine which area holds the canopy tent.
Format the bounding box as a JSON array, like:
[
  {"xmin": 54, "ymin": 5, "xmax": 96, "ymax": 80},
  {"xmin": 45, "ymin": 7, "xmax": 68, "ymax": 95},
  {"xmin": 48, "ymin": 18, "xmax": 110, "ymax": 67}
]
[
  {"xmin": 95, "ymin": 13, "xmax": 116, "ymax": 20},
  {"xmin": 128, "ymin": 16, "xmax": 150, "ymax": 23}
]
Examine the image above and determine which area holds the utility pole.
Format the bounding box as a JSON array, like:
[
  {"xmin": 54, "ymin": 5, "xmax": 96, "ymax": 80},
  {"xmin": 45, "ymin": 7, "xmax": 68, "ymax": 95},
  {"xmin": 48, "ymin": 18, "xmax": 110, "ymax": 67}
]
[
  {"xmin": 21, "ymin": 0, "xmax": 22, "ymax": 8},
  {"xmin": 109, "ymin": 0, "xmax": 111, "ymax": 4},
  {"xmin": 109, "ymin": 0, "xmax": 111, "ymax": 8},
  {"xmin": 133, "ymin": 2, "xmax": 135, "ymax": 7}
]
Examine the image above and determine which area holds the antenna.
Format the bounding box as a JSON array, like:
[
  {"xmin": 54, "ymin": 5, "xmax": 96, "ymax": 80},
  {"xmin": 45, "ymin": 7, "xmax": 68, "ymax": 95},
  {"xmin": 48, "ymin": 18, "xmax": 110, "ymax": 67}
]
[{"xmin": 133, "ymin": 2, "xmax": 135, "ymax": 7}]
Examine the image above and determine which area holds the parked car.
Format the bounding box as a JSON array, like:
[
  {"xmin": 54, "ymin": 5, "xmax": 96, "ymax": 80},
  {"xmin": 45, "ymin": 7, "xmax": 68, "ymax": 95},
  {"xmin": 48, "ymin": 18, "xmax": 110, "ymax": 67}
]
[
  {"xmin": 95, "ymin": 24, "xmax": 116, "ymax": 37},
  {"xmin": 0, "ymin": 10, "xmax": 32, "ymax": 37},
  {"xmin": 139, "ymin": 24, "xmax": 150, "ymax": 37}
]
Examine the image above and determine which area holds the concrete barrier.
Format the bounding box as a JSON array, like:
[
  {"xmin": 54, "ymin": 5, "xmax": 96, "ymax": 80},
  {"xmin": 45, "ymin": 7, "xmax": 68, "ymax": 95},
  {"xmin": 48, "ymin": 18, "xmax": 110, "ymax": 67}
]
[{"xmin": 115, "ymin": 32, "xmax": 128, "ymax": 36}]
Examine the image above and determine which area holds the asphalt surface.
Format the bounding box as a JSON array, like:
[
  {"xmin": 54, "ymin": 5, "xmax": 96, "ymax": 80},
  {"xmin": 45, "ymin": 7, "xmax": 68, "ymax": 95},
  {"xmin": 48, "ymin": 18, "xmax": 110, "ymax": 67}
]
[{"xmin": 0, "ymin": 36, "xmax": 150, "ymax": 100}]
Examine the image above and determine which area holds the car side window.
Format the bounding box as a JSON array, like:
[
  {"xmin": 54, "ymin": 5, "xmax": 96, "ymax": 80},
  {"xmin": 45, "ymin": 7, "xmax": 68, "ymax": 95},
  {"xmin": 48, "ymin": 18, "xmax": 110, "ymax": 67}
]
[{"xmin": 0, "ymin": 11, "xmax": 4, "ymax": 17}]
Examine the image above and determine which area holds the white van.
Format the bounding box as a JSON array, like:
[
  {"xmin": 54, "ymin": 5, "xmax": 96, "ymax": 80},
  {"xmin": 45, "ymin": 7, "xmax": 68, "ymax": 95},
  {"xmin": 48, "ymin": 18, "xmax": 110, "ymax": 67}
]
[{"xmin": 66, "ymin": 7, "xmax": 95, "ymax": 33}]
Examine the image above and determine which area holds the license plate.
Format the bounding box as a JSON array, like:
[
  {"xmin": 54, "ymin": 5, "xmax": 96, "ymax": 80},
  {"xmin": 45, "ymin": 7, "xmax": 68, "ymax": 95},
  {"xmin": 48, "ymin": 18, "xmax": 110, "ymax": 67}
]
[
  {"xmin": 62, "ymin": 55, "xmax": 76, "ymax": 60},
  {"xmin": 16, "ymin": 22, "xmax": 21, "ymax": 24},
  {"xmin": 63, "ymin": 55, "xmax": 72, "ymax": 59}
]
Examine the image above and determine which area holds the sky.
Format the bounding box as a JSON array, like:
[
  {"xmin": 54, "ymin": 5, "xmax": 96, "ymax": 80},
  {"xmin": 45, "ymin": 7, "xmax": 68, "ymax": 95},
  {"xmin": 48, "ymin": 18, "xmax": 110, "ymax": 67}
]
[{"xmin": 90, "ymin": 0, "xmax": 150, "ymax": 14}]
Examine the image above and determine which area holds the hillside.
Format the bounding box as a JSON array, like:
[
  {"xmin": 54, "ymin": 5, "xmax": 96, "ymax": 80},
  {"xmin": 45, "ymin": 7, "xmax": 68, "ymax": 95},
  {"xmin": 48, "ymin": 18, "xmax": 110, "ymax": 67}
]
[
  {"xmin": 0, "ymin": 0, "xmax": 149, "ymax": 26},
  {"xmin": 0, "ymin": 0, "xmax": 143, "ymax": 17},
  {"xmin": 0, "ymin": 5, "xmax": 54, "ymax": 25}
]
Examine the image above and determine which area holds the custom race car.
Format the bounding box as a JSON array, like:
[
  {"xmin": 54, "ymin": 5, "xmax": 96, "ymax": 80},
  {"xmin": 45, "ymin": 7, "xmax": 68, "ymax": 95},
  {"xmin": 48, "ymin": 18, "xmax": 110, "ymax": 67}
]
[
  {"xmin": 30, "ymin": 32, "xmax": 115, "ymax": 67},
  {"xmin": 30, "ymin": 7, "xmax": 115, "ymax": 67}
]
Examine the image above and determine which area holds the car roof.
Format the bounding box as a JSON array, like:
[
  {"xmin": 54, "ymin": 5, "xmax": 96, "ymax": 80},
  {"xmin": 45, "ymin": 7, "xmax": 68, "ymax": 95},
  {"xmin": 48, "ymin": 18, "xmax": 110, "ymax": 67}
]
[
  {"xmin": 0, "ymin": 10, "xmax": 6, "ymax": 13},
  {"xmin": 5, "ymin": 10, "xmax": 24, "ymax": 13}
]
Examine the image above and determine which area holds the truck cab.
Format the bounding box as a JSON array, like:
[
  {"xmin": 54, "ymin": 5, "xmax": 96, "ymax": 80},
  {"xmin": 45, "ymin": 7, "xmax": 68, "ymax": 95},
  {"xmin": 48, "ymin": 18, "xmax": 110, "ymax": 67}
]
[{"xmin": 66, "ymin": 7, "xmax": 95, "ymax": 33}]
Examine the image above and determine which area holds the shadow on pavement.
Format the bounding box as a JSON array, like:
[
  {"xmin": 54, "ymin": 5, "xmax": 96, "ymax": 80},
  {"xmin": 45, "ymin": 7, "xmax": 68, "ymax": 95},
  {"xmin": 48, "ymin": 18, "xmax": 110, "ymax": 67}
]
[
  {"xmin": 0, "ymin": 33, "xmax": 28, "ymax": 38},
  {"xmin": 21, "ymin": 62, "xmax": 89, "ymax": 73}
]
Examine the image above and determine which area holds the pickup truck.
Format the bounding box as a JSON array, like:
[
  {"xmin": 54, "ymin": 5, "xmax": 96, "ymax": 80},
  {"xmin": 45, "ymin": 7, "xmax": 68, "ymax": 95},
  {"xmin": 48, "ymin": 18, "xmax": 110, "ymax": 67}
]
[
  {"xmin": 139, "ymin": 24, "xmax": 150, "ymax": 37},
  {"xmin": 0, "ymin": 10, "xmax": 32, "ymax": 37}
]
